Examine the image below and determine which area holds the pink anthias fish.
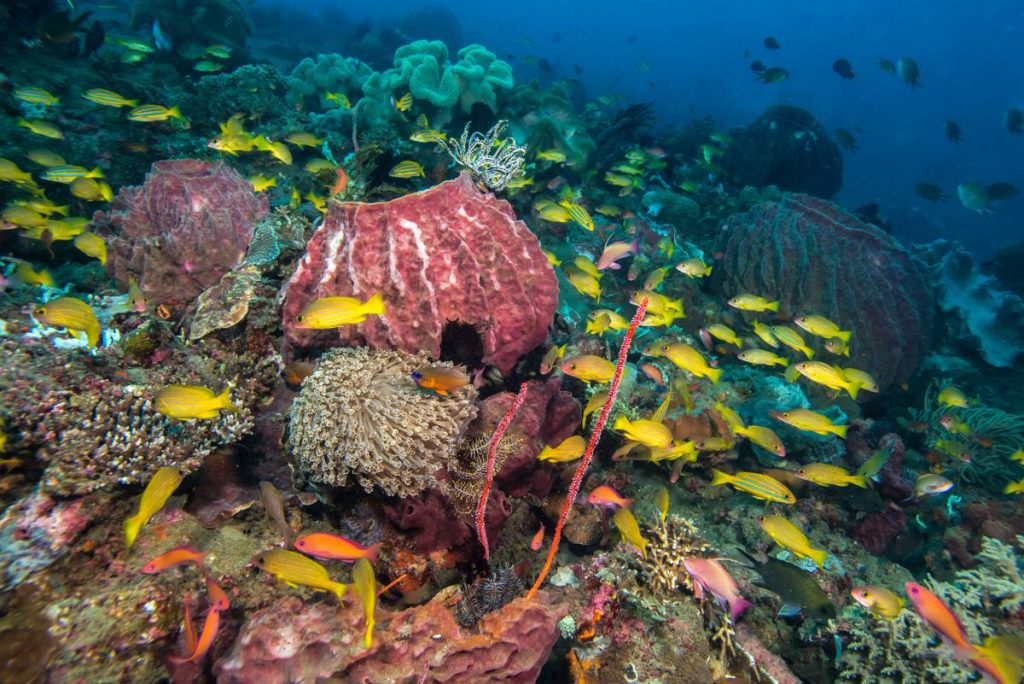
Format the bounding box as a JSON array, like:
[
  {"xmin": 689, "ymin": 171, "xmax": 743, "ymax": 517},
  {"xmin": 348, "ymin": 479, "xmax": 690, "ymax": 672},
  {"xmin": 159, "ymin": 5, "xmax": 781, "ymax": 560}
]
[
  {"xmin": 683, "ymin": 557, "xmax": 753, "ymax": 622},
  {"xmin": 596, "ymin": 238, "xmax": 640, "ymax": 270},
  {"xmin": 530, "ymin": 522, "xmax": 545, "ymax": 551},
  {"xmin": 905, "ymin": 582, "xmax": 975, "ymax": 659},
  {"xmin": 586, "ymin": 484, "xmax": 633, "ymax": 509}
]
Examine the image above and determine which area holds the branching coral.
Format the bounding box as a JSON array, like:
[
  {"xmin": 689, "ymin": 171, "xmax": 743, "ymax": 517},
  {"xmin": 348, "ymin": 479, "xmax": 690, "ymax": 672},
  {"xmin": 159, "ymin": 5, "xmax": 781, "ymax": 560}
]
[
  {"xmin": 287, "ymin": 348, "xmax": 478, "ymax": 498},
  {"xmin": 640, "ymin": 516, "xmax": 714, "ymax": 595},
  {"xmin": 839, "ymin": 535, "xmax": 1024, "ymax": 682}
]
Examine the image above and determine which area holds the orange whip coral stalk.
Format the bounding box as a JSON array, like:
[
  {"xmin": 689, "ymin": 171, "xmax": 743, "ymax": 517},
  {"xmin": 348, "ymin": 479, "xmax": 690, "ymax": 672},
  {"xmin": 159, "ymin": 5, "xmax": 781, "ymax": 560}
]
[
  {"xmin": 527, "ymin": 297, "xmax": 649, "ymax": 599},
  {"xmin": 476, "ymin": 381, "xmax": 529, "ymax": 561}
]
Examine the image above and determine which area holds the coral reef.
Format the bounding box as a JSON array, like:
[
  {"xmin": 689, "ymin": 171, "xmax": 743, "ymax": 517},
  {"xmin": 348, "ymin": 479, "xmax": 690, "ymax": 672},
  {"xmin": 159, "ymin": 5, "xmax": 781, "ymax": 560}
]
[
  {"xmin": 985, "ymin": 239, "xmax": 1024, "ymax": 297},
  {"xmin": 913, "ymin": 239, "xmax": 1024, "ymax": 368},
  {"xmin": 455, "ymin": 566, "xmax": 525, "ymax": 627},
  {"xmin": 507, "ymin": 83, "xmax": 596, "ymax": 168},
  {"xmin": 640, "ymin": 516, "xmax": 714, "ymax": 595},
  {"xmin": 215, "ymin": 591, "xmax": 565, "ymax": 683},
  {"xmin": 97, "ymin": 159, "xmax": 268, "ymax": 307},
  {"xmin": 130, "ymin": 0, "xmax": 254, "ymax": 51},
  {"xmin": 287, "ymin": 347, "xmax": 478, "ymax": 498},
  {"xmin": 716, "ymin": 193, "xmax": 934, "ymax": 391},
  {"xmin": 281, "ymin": 173, "xmax": 558, "ymax": 374},
  {"xmin": 192, "ymin": 64, "xmax": 292, "ymax": 122},
  {"xmin": 723, "ymin": 105, "xmax": 843, "ymax": 199},
  {"xmin": 286, "ymin": 53, "xmax": 374, "ymax": 112}
]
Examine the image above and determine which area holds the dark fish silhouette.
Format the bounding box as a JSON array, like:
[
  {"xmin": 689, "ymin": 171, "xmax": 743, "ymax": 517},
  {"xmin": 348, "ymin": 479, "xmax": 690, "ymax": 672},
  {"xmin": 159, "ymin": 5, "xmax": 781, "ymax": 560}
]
[
  {"xmin": 832, "ymin": 58, "xmax": 855, "ymax": 79},
  {"xmin": 764, "ymin": 36, "xmax": 781, "ymax": 50}
]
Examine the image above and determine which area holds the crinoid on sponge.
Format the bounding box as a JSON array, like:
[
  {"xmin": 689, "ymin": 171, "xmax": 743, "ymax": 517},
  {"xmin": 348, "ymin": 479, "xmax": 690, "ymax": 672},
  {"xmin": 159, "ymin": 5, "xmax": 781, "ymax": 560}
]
[
  {"xmin": 287, "ymin": 347, "xmax": 478, "ymax": 498},
  {"xmin": 455, "ymin": 565, "xmax": 524, "ymax": 627}
]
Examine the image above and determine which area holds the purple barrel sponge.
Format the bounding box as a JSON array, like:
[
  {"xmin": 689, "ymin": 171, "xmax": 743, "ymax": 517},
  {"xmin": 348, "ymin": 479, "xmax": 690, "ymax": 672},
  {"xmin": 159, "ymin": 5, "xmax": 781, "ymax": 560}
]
[
  {"xmin": 716, "ymin": 193, "xmax": 934, "ymax": 393},
  {"xmin": 96, "ymin": 159, "xmax": 267, "ymax": 306}
]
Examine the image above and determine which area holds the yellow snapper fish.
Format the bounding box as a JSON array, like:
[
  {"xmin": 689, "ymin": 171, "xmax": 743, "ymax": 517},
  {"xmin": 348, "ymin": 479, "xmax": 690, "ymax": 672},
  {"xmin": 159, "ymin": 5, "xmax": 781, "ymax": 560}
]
[
  {"xmin": 645, "ymin": 341, "xmax": 721, "ymax": 384},
  {"xmin": 73, "ymin": 232, "xmax": 107, "ymax": 265},
  {"xmin": 714, "ymin": 401, "xmax": 745, "ymax": 432},
  {"xmin": 539, "ymin": 343, "xmax": 566, "ymax": 375},
  {"xmin": 734, "ymin": 424, "xmax": 786, "ymax": 457},
  {"xmin": 34, "ymin": 297, "xmax": 101, "ymax": 347},
  {"xmin": 392, "ymin": 92, "xmax": 413, "ymax": 112},
  {"xmin": 124, "ymin": 466, "xmax": 184, "ymax": 547},
  {"xmin": 631, "ymin": 290, "xmax": 683, "ymax": 320},
  {"xmin": 585, "ymin": 312, "xmax": 613, "ymax": 335},
  {"xmin": 155, "ymin": 385, "xmax": 237, "ymax": 420},
  {"xmin": 771, "ymin": 325, "xmax": 815, "ymax": 359},
  {"xmin": 14, "ymin": 86, "xmax": 59, "ymax": 106},
  {"xmin": 586, "ymin": 309, "xmax": 628, "ymax": 333},
  {"xmin": 565, "ymin": 269, "xmax": 602, "ymax": 302},
  {"xmin": 706, "ymin": 324, "xmax": 742, "ymax": 347},
  {"xmin": 825, "ymin": 337, "xmax": 851, "ymax": 357},
  {"xmin": 937, "ymin": 385, "xmax": 969, "ymax": 408},
  {"xmin": 537, "ymin": 149, "xmax": 567, "ymax": 163},
  {"xmin": 128, "ymin": 104, "xmax": 185, "ymax": 123},
  {"xmin": 613, "ymin": 507, "xmax": 648, "ymax": 558},
  {"xmin": 285, "ymin": 131, "xmax": 323, "ymax": 148},
  {"xmin": 82, "ymin": 88, "xmax": 138, "ymax": 108},
  {"xmin": 13, "ymin": 197, "xmax": 68, "ymax": 216},
  {"xmin": 25, "ymin": 149, "xmax": 66, "ymax": 167},
  {"xmin": 675, "ymin": 258, "xmax": 713, "ymax": 278},
  {"xmin": 850, "ymin": 586, "xmax": 906, "ymax": 620},
  {"xmin": 505, "ymin": 175, "xmax": 533, "ymax": 189},
  {"xmin": 737, "ymin": 349, "xmax": 788, "ymax": 367},
  {"xmin": 13, "ymin": 261, "xmax": 54, "ymax": 287},
  {"xmin": 654, "ymin": 487, "xmax": 670, "ymax": 523},
  {"xmin": 304, "ymin": 158, "xmax": 335, "ymax": 174},
  {"xmin": 353, "ymin": 558, "xmax": 376, "ymax": 648},
  {"xmin": 255, "ymin": 550, "xmax": 348, "ymax": 600},
  {"xmin": 560, "ymin": 355, "xmax": 615, "ymax": 383},
  {"xmin": 295, "ymin": 293, "xmax": 386, "ymax": 328},
  {"xmin": 597, "ymin": 204, "xmax": 623, "ymax": 217},
  {"xmin": 559, "ymin": 199, "xmax": 595, "ymax": 232},
  {"xmin": 711, "ymin": 469, "xmax": 796, "ymax": 504},
  {"xmin": 389, "ymin": 160, "xmax": 425, "ymax": 179},
  {"xmin": 842, "ymin": 368, "xmax": 879, "ymax": 393},
  {"xmin": 251, "ymin": 175, "xmax": 277, "ymax": 193},
  {"xmin": 3, "ymin": 205, "xmax": 46, "ymax": 228},
  {"xmin": 304, "ymin": 192, "xmax": 327, "ymax": 213},
  {"xmin": 792, "ymin": 361, "xmax": 860, "ymax": 399},
  {"xmin": 758, "ymin": 514, "xmax": 828, "ymax": 568},
  {"xmin": 794, "ymin": 463, "xmax": 867, "ymax": 488},
  {"xmin": 535, "ymin": 200, "xmax": 571, "ymax": 223},
  {"xmin": 324, "ymin": 92, "xmax": 351, "ymax": 108},
  {"xmin": 752, "ymin": 320, "xmax": 779, "ymax": 348},
  {"xmin": 793, "ymin": 314, "xmax": 851, "ymax": 344},
  {"xmin": 1004, "ymin": 479, "xmax": 1024, "ymax": 495},
  {"xmin": 42, "ymin": 165, "xmax": 103, "ymax": 184},
  {"xmin": 582, "ymin": 390, "xmax": 609, "ymax": 427},
  {"xmin": 538, "ymin": 435, "xmax": 586, "ymax": 463},
  {"xmin": 728, "ymin": 294, "xmax": 780, "ymax": 312},
  {"xmin": 254, "ymin": 136, "xmax": 293, "ymax": 165},
  {"xmin": 644, "ymin": 267, "xmax": 669, "ymax": 291},
  {"xmin": 571, "ymin": 256, "xmax": 603, "ymax": 280},
  {"xmin": 771, "ymin": 408, "xmax": 847, "ymax": 438},
  {"xmin": 70, "ymin": 177, "xmax": 113, "ymax": 202},
  {"xmin": 612, "ymin": 416, "xmax": 674, "ymax": 448},
  {"xmin": 16, "ymin": 119, "xmax": 64, "ymax": 139},
  {"xmin": 0, "ymin": 158, "xmax": 34, "ymax": 183}
]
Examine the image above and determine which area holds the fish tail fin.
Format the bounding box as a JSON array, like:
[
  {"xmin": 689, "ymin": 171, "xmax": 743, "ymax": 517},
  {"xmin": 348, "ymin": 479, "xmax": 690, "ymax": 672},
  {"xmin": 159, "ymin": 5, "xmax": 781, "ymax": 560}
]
[
  {"xmin": 629, "ymin": 237, "xmax": 640, "ymax": 255},
  {"xmin": 331, "ymin": 581, "xmax": 349, "ymax": 601},
  {"xmin": 831, "ymin": 424, "xmax": 849, "ymax": 439},
  {"xmin": 707, "ymin": 367, "xmax": 723, "ymax": 384},
  {"xmin": 767, "ymin": 300, "xmax": 780, "ymax": 311},
  {"xmin": 730, "ymin": 596, "xmax": 753, "ymax": 622},
  {"xmin": 86, "ymin": 324, "xmax": 100, "ymax": 348},
  {"xmin": 710, "ymin": 469, "xmax": 731, "ymax": 487},
  {"xmin": 809, "ymin": 548, "xmax": 828, "ymax": 569},
  {"xmin": 846, "ymin": 382, "xmax": 860, "ymax": 400},
  {"xmin": 850, "ymin": 474, "xmax": 869, "ymax": 489},
  {"xmin": 612, "ymin": 415, "xmax": 628, "ymax": 431},
  {"xmin": 776, "ymin": 357, "xmax": 789, "ymax": 367},
  {"xmin": 362, "ymin": 293, "xmax": 386, "ymax": 315},
  {"xmin": 124, "ymin": 516, "xmax": 140, "ymax": 548},
  {"xmin": 623, "ymin": 498, "xmax": 634, "ymax": 509},
  {"xmin": 783, "ymin": 365, "xmax": 800, "ymax": 383},
  {"xmin": 836, "ymin": 330, "xmax": 852, "ymax": 343},
  {"xmin": 89, "ymin": 167, "xmax": 104, "ymax": 179},
  {"xmin": 804, "ymin": 347, "xmax": 815, "ymax": 359},
  {"xmin": 216, "ymin": 388, "xmax": 238, "ymax": 413},
  {"xmin": 127, "ymin": 98, "xmax": 139, "ymax": 107},
  {"xmin": 364, "ymin": 543, "xmax": 381, "ymax": 563},
  {"xmin": 166, "ymin": 105, "xmax": 182, "ymax": 120},
  {"xmin": 706, "ymin": 265, "xmax": 713, "ymax": 276}
]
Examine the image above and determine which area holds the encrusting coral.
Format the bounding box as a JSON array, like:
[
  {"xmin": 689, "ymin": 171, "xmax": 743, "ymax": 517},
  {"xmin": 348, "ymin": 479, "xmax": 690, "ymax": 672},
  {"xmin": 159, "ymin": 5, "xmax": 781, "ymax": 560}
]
[{"xmin": 287, "ymin": 347, "xmax": 478, "ymax": 498}]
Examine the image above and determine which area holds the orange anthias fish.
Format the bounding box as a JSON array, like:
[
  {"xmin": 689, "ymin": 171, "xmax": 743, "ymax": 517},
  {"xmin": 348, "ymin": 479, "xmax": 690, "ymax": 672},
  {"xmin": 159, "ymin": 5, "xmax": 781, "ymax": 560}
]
[
  {"xmin": 206, "ymin": 576, "xmax": 230, "ymax": 612},
  {"xmin": 411, "ymin": 366, "xmax": 471, "ymax": 395},
  {"xmin": 329, "ymin": 168, "xmax": 349, "ymax": 196},
  {"xmin": 905, "ymin": 582, "xmax": 975, "ymax": 659},
  {"xmin": 596, "ymin": 238, "xmax": 640, "ymax": 270},
  {"xmin": 586, "ymin": 484, "xmax": 633, "ymax": 509},
  {"xmin": 293, "ymin": 532, "xmax": 381, "ymax": 563},
  {"xmin": 173, "ymin": 606, "xmax": 220, "ymax": 663},
  {"xmin": 141, "ymin": 545, "xmax": 206, "ymax": 574},
  {"xmin": 530, "ymin": 522, "xmax": 545, "ymax": 550}
]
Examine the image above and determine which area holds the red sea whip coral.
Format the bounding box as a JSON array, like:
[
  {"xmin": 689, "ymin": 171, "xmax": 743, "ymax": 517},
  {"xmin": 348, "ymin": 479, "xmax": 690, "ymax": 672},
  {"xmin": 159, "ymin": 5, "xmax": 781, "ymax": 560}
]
[
  {"xmin": 96, "ymin": 159, "xmax": 267, "ymax": 305},
  {"xmin": 528, "ymin": 298, "xmax": 648, "ymax": 599},
  {"xmin": 280, "ymin": 173, "xmax": 558, "ymax": 374},
  {"xmin": 476, "ymin": 382, "xmax": 528, "ymax": 561},
  {"xmin": 716, "ymin": 193, "xmax": 933, "ymax": 392}
]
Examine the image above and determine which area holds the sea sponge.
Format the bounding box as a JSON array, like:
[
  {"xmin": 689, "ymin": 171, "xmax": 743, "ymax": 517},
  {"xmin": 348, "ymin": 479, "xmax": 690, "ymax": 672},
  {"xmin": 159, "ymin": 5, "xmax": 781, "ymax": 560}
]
[{"xmin": 287, "ymin": 347, "xmax": 478, "ymax": 498}]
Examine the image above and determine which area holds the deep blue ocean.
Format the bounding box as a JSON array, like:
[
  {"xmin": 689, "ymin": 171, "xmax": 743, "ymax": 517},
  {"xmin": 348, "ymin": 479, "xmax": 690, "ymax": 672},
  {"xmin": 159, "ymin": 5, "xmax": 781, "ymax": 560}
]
[{"xmin": 255, "ymin": 0, "xmax": 1024, "ymax": 259}]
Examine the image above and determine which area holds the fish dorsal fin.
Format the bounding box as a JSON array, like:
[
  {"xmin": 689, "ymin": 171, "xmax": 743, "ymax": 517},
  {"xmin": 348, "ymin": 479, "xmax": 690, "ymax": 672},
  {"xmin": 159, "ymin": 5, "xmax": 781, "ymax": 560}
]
[{"xmin": 651, "ymin": 386, "xmax": 673, "ymax": 423}]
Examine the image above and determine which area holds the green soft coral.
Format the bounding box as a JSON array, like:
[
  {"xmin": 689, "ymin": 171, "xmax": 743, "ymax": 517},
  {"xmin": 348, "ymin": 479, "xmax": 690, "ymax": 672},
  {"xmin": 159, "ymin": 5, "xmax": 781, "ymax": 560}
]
[
  {"xmin": 287, "ymin": 54, "xmax": 373, "ymax": 111},
  {"xmin": 451, "ymin": 44, "xmax": 514, "ymax": 112}
]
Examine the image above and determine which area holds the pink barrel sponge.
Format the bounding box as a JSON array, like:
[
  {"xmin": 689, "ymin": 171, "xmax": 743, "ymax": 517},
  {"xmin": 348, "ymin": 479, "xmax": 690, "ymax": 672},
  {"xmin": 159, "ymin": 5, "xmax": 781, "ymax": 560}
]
[
  {"xmin": 96, "ymin": 159, "xmax": 267, "ymax": 305},
  {"xmin": 716, "ymin": 193, "xmax": 933, "ymax": 392},
  {"xmin": 281, "ymin": 173, "xmax": 558, "ymax": 374}
]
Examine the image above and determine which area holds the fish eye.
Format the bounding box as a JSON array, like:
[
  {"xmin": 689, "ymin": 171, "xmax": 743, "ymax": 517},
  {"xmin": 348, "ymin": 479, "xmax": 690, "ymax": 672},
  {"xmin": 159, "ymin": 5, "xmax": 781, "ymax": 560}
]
[
  {"xmin": 296, "ymin": 540, "xmax": 305, "ymax": 547},
  {"xmin": 570, "ymin": 364, "xmax": 577, "ymax": 370},
  {"xmin": 297, "ymin": 315, "xmax": 305, "ymax": 322}
]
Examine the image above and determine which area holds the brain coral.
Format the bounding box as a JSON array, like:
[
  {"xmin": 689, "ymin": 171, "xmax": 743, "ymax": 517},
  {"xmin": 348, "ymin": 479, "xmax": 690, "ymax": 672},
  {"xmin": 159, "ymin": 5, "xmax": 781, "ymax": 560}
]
[
  {"xmin": 287, "ymin": 347, "xmax": 478, "ymax": 498},
  {"xmin": 716, "ymin": 193, "xmax": 934, "ymax": 392}
]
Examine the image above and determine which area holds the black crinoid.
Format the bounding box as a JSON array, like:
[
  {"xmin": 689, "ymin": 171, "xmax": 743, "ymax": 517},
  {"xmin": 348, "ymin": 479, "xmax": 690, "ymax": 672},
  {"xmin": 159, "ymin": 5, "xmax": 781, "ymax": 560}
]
[{"xmin": 454, "ymin": 565, "xmax": 524, "ymax": 627}]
